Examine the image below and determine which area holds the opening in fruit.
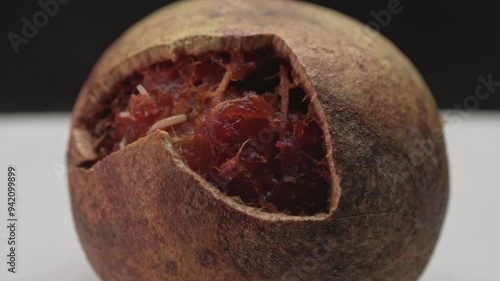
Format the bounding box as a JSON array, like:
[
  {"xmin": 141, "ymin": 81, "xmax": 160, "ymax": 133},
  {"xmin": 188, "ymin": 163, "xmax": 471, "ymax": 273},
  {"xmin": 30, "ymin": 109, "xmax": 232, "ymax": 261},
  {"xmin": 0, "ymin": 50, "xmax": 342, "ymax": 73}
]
[{"xmin": 88, "ymin": 47, "xmax": 331, "ymax": 216}]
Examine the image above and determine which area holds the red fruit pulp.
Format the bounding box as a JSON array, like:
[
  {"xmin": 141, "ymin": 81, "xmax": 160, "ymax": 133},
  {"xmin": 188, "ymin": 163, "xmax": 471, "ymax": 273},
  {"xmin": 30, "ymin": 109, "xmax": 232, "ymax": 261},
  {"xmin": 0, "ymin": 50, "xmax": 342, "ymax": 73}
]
[{"xmin": 90, "ymin": 48, "xmax": 331, "ymax": 215}]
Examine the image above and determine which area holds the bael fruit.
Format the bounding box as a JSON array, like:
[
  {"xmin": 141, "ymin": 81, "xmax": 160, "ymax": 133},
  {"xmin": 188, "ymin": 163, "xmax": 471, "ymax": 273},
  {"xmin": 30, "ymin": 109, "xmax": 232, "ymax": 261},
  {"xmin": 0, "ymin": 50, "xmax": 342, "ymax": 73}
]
[{"xmin": 67, "ymin": 0, "xmax": 449, "ymax": 280}]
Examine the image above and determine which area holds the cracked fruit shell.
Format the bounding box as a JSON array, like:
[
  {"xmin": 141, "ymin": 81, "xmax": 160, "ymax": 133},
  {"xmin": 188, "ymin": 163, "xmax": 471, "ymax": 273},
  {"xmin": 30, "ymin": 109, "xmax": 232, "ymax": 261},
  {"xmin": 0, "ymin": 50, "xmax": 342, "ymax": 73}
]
[{"xmin": 67, "ymin": 0, "xmax": 449, "ymax": 280}]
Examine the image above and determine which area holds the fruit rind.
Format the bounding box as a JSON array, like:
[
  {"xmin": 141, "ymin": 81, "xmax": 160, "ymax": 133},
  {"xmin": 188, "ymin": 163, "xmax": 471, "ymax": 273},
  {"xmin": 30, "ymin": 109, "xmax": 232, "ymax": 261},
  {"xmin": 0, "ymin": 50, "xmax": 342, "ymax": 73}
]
[{"xmin": 68, "ymin": 1, "xmax": 448, "ymax": 280}]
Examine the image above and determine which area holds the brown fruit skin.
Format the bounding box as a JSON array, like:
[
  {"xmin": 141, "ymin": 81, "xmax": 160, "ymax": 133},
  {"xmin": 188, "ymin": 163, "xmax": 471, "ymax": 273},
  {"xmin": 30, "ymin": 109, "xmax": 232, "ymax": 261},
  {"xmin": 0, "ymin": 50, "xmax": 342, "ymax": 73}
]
[{"xmin": 68, "ymin": 0, "xmax": 449, "ymax": 280}]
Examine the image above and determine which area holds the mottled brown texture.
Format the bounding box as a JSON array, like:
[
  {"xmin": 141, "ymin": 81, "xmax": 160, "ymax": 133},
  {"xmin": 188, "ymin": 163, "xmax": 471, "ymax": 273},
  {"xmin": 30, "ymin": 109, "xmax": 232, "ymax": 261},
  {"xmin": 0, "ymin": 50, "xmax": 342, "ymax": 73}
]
[{"xmin": 68, "ymin": 0, "xmax": 449, "ymax": 280}]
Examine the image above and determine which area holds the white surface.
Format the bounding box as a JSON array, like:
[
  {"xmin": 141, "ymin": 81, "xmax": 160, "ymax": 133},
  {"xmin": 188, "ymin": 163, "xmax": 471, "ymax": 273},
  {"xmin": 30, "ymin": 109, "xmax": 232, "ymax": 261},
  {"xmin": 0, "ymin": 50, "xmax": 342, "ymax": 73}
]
[{"xmin": 0, "ymin": 112, "xmax": 498, "ymax": 281}]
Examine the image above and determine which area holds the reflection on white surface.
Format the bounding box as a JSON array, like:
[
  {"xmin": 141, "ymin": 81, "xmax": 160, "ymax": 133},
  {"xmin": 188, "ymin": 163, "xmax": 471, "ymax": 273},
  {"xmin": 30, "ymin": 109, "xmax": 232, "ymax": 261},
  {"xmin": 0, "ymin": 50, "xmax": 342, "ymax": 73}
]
[{"xmin": 0, "ymin": 112, "xmax": 498, "ymax": 281}]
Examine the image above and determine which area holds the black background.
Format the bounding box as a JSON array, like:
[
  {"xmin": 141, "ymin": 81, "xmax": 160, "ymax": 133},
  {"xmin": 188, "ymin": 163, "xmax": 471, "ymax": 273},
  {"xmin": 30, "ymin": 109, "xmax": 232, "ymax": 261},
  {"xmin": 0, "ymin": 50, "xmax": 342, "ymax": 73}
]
[{"xmin": 0, "ymin": 0, "xmax": 498, "ymax": 112}]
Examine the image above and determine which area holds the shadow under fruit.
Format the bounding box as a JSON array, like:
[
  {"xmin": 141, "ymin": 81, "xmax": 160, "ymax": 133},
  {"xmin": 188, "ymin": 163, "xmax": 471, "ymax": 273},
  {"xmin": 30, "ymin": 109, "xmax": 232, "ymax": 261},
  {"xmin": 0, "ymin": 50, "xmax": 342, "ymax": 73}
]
[{"xmin": 67, "ymin": 0, "xmax": 449, "ymax": 280}]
